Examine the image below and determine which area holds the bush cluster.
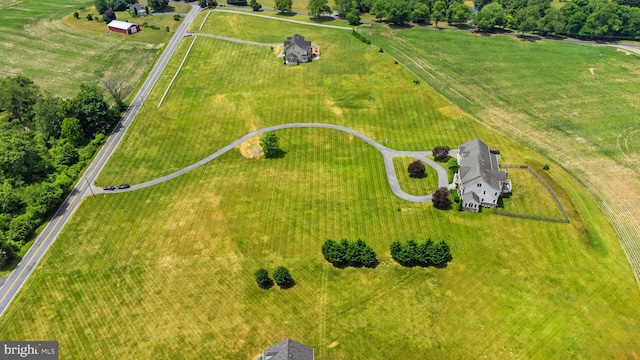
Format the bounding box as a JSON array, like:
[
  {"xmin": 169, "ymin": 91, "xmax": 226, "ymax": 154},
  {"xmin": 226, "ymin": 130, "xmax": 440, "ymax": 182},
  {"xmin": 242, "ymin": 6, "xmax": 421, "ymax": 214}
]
[
  {"xmin": 322, "ymin": 239, "xmax": 377, "ymax": 268},
  {"xmin": 390, "ymin": 239, "xmax": 452, "ymax": 267},
  {"xmin": 351, "ymin": 30, "xmax": 371, "ymax": 44},
  {"xmin": 254, "ymin": 266, "xmax": 294, "ymax": 289}
]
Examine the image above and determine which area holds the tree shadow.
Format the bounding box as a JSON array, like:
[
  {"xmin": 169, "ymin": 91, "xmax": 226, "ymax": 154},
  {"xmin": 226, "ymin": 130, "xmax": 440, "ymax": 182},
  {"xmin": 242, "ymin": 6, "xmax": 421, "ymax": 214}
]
[
  {"xmin": 310, "ymin": 16, "xmax": 336, "ymax": 23},
  {"xmin": 517, "ymin": 34, "xmax": 542, "ymax": 42},
  {"xmin": 276, "ymin": 11, "xmax": 298, "ymax": 17},
  {"xmin": 388, "ymin": 23, "xmax": 413, "ymax": 30},
  {"xmin": 267, "ymin": 149, "xmax": 287, "ymax": 159},
  {"xmin": 409, "ymin": 173, "xmax": 427, "ymax": 179},
  {"xmin": 278, "ymin": 278, "xmax": 296, "ymax": 289},
  {"xmin": 258, "ymin": 279, "xmax": 274, "ymax": 290}
]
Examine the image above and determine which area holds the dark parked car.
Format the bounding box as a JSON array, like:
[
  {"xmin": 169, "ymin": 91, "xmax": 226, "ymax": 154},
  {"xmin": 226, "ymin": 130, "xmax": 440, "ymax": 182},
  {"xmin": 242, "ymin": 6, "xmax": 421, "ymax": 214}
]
[
  {"xmin": 103, "ymin": 185, "xmax": 116, "ymax": 191},
  {"xmin": 117, "ymin": 184, "xmax": 130, "ymax": 189},
  {"xmin": 490, "ymin": 149, "xmax": 500, "ymax": 155}
]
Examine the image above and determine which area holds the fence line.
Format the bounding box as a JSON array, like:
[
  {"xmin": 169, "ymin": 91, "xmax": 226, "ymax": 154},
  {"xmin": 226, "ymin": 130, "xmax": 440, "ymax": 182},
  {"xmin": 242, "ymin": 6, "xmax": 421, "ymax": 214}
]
[{"xmin": 496, "ymin": 164, "xmax": 570, "ymax": 224}]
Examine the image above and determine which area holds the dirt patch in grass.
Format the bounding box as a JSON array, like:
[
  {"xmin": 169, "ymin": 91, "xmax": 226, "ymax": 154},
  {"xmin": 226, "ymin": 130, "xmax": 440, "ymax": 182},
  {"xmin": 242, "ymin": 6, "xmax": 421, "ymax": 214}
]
[
  {"xmin": 326, "ymin": 98, "xmax": 343, "ymax": 116},
  {"xmin": 237, "ymin": 135, "xmax": 263, "ymax": 159},
  {"xmin": 589, "ymin": 67, "xmax": 595, "ymax": 75}
]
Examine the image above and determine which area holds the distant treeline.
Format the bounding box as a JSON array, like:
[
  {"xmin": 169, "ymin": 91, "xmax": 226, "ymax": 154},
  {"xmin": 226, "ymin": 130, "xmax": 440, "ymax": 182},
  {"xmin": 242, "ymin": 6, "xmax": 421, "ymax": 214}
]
[{"xmin": 0, "ymin": 75, "xmax": 120, "ymax": 268}]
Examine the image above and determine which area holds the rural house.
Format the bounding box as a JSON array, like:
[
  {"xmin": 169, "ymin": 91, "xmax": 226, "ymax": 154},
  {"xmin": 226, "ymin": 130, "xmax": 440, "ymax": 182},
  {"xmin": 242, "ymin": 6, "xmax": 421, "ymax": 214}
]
[
  {"xmin": 284, "ymin": 34, "xmax": 318, "ymax": 65},
  {"xmin": 262, "ymin": 338, "xmax": 314, "ymax": 360},
  {"xmin": 454, "ymin": 138, "xmax": 512, "ymax": 212},
  {"xmin": 107, "ymin": 20, "xmax": 140, "ymax": 35},
  {"xmin": 130, "ymin": 4, "xmax": 147, "ymax": 16}
]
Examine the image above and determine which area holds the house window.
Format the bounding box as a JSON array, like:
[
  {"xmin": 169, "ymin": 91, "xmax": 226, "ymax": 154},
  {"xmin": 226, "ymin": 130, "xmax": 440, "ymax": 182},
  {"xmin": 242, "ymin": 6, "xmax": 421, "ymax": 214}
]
[
  {"xmin": 495, "ymin": 192, "xmax": 498, "ymax": 196},
  {"xmin": 481, "ymin": 198, "xmax": 484, "ymax": 202},
  {"xmin": 477, "ymin": 183, "xmax": 481, "ymax": 187},
  {"xmin": 483, "ymin": 191, "xmax": 486, "ymax": 195}
]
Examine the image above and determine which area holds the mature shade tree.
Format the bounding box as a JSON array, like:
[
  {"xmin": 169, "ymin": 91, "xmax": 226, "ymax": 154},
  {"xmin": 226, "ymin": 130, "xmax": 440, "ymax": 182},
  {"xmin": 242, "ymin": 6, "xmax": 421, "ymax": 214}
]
[
  {"xmin": 0, "ymin": 128, "xmax": 42, "ymax": 183},
  {"xmin": 199, "ymin": 0, "xmax": 218, "ymax": 7},
  {"xmin": 70, "ymin": 84, "xmax": 115, "ymax": 139},
  {"xmin": 260, "ymin": 131, "xmax": 281, "ymax": 158},
  {"xmin": 412, "ymin": 2, "xmax": 430, "ymax": 23},
  {"xmin": 432, "ymin": 145, "xmax": 450, "ymax": 161},
  {"xmin": 581, "ymin": 1, "xmax": 622, "ymax": 36},
  {"xmin": 371, "ymin": 0, "xmax": 388, "ymax": 20},
  {"xmin": 386, "ymin": 0, "xmax": 411, "ymax": 24},
  {"xmin": 334, "ymin": 0, "xmax": 354, "ymax": 16},
  {"xmin": 102, "ymin": 77, "xmax": 130, "ymax": 111},
  {"xmin": 110, "ymin": 0, "xmax": 129, "ymax": 11},
  {"xmin": 473, "ymin": 0, "xmax": 492, "ymax": 11},
  {"xmin": 103, "ymin": 9, "xmax": 117, "ymax": 23},
  {"xmin": 432, "ymin": 187, "xmax": 452, "ymax": 209},
  {"xmin": 273, "ymin": 266, "xmax": 294, "ymax": 288},
  {"xmin": 474, "ymin": 2, "xmax": 507, "ymax": 30},
  {"xmin": 308, "ymin": 0, "xmax": 331, "ymax": 17},
  {"xmin": 95, "ymin": 0, "xmax": 109, "ymax": 14},
  {"xmin": 0, "ymin": 242, "xmax": 15, "ymax": 269},
  {"xmin": 33, "ymin": 95, "xmax": 62, "ymax": 145},
  {"xmin": 60, "ymin": 117, "xmax": 84, "ymax": 147},
  {"xmin": 513, "ymin": 6, "xmax": 540, "ymax": 34},
  {"xmin": 0, "ymin": 182, "xmax": 20, "ymax": 213},
  {"xmin": 322, "ymin": 239, "xmax": 346, "ymax": 266},
  {"xmin": 0, "ymin": 76, "xmax": 39, "ymax": 123},
  {"xmin": 537, "ymin": 7, "xmax": 566, "ymax": 35},
  {"xmin": 250, "ymin": 0, "xmax": 263, "ymax": 11},
  {"xmin": 254, "ymin": 268, "xmax": 273, "ymax": 288},
  {"xmin": 148, "ymin": 0, "xmax": 170, "ymax": 11},
  {"xmin": 616, "ymin": 5, "xmax": 640, "ymax": 37},
  {"xmin": 432, "ymin": 0, "xmax": 447, "ymax": 27},
  {"xmin": 274, "ymin": 0, "xmax": 293, "ymax": 12},
  {"xmin": 347, "ymin": 10, "xmax": 361, "ymax": 24},
  {"xmin": 50, "ymin": 141, "xmax": 79, "ymax": 168},
  {"xmin": 448, "ymin": 2, "xmax": 473, "ymax": 25},
  {"xmin": 408, "ymin": 160, "xmax": 426, "ymax": 178}
]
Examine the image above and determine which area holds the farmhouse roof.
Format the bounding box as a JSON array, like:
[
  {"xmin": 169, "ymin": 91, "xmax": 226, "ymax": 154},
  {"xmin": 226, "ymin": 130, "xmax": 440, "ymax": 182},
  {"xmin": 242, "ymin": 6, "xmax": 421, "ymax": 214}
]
[
  {"xmin": 130, "ymin": 4, "xmax": 145, "ymax": 12},
  {"xmin": 458, "ymin": 138, "xmax": 507, "ymax": 189},
  {"xmin": 285, "ymin": 34, "xmax": 311, "ymax": 50},
  {"xmin": 263, "ymin": 338, "xmax": 314, "ymax": 360},
  {"xmin": 107, "ymin": 20, "xmax": 137, "ymax": 30}
]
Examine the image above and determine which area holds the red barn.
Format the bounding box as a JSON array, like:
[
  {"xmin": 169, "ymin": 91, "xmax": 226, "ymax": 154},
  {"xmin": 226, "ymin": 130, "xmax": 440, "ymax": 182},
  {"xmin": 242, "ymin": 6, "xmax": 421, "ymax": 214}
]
[{"xmin": 107, "ymin": 20, "xmax": 140, "ymax": 35}]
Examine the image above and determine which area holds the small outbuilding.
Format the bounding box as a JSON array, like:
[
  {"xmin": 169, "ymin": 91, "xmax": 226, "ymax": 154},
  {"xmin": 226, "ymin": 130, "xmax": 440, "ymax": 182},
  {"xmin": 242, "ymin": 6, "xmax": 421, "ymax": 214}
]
[
  {"xmin": 130, "ymin": 3, "xmax": 147, "ymax": 16},
  {"xmin": 107, "ymin": 20, "xmax": 141, "ymax": 35},
  {"xmin": 262, "ymin": 338, "xmax": 314, "ymax": 360}
]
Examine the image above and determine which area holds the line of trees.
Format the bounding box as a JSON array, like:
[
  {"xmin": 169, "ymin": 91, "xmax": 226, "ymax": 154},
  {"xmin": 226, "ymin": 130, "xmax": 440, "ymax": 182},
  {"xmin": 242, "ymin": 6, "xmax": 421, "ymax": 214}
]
[
  {"xmin": 322, "ymin": 239, "xmax": 378, "ymax": 267},
  {"xmin": 95, "ymin": 0, "xmax": 138, "ymax": 14},
  {"xmin": 390, "ymin": 239, "xmax": 452, "ymax": 267},
  {"xmin": 254, "ymin": 266, "xmax": 294, "ymax": 288},
  {"xmin": 0, "ymin": 75, "xmax": 120, "ymax": 268},
  {"xmin": 475, "ymin": 0, "xmax": 640, "ymax": 39},
  {"xmin": 369, "ymin": 0, "xmax": 474, "ymax": 26}
]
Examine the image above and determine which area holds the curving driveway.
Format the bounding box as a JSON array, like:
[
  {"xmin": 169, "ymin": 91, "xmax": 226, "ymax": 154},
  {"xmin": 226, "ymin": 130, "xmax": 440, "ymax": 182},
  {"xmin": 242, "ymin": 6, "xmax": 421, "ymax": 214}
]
[{"xmin": 92, "ymin": 123, "xmax": 449, "ymax": 201}]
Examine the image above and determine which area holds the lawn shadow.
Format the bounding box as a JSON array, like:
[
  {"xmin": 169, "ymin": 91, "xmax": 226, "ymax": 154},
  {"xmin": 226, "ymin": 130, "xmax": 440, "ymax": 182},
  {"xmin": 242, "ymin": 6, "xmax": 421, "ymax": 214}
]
[{"xmin": 310, "ymin": 15, "xmax": 337, "ymax": 23}]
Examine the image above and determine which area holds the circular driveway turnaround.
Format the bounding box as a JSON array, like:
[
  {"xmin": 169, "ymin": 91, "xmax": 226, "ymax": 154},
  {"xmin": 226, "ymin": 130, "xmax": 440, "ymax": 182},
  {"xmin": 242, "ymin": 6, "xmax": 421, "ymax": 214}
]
[{"xmin": 91, "ymin": 123, "xmax": 449, "ymax": 202}]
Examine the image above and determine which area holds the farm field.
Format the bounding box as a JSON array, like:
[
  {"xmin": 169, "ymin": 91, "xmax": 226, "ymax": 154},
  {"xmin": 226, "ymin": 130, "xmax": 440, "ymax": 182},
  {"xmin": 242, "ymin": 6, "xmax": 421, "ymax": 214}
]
[
  {"xmin": 2, "ymin": 11, "xmax": 640, "ymax": 359},
  {"xmin": 365, "ymin": 25, "xmax": 640, "ymax": 281},
  {"xmin": 0, "ymin": 0, "xmax": 175, "ymax": 97}
]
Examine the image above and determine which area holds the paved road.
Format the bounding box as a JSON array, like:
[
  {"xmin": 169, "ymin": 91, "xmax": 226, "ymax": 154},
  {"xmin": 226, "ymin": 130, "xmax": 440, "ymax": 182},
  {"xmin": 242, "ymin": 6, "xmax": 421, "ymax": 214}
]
[
  {"xmin": 91, "ymin": 123, "xmax": 449, "ymax": 201},
  {"xmin": 0, "ymin": 4, "xmax": 202, "ymax": 319}
]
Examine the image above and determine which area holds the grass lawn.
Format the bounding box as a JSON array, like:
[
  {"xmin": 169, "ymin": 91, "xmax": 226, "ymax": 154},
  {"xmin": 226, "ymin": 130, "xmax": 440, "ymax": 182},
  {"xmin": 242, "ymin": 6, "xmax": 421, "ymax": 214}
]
[
  {"xmin": 500, "ymin": 167, "xmax": 566, "ymax": 220},
  {"xmin": 1, "ymin": 11, "xmax": 640, "ymax": 359},
  {"xmin": 392, "ymin": 156, "xmax": 438, "ymax": 196},
  {"xmin": 364, "ymin": 24, "xmax": 640, "ymax": 278},
  {"xmin": 0, "ymin": 0, "xmax": 173, "ymax": 98}
]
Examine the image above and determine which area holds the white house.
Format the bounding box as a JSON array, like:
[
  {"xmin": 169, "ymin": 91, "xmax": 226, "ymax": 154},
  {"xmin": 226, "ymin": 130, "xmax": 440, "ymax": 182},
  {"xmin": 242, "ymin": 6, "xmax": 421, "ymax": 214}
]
[{"xmin": 454, "ymin": 138, "xmax": 512, "ymax": 212}]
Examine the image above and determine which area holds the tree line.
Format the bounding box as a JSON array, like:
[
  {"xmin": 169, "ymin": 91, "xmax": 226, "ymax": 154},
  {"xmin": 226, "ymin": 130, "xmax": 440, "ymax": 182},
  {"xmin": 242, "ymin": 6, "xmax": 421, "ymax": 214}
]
[
  {"xmin": 390, "ymin": 239, "xmax": 452, "ymax": 267},
  {"xmin": 475, "ymin": 0, "xmax": 640, "ymax": 38},
  {"xmin": 0, "ymin": 75, "xmax": 120, "ymax": 268},
  {"xmin": 322, "ymin": 238, "xmax": 378, "ymax": 267}
]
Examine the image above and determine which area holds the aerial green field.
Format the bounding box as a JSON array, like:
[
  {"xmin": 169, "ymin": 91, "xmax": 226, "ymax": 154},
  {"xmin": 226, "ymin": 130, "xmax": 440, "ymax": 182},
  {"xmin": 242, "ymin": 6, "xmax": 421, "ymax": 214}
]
[
  {"xmin": 2, "ymin": 12, "xmax": 639, "ymax": 358},
  {"xmin": 0, "ymin": 0, "xmax": 175, "ymax": 97},
  {"xmin": 365, "ymin": 25, "xmax": 640, "ymax": 278}
]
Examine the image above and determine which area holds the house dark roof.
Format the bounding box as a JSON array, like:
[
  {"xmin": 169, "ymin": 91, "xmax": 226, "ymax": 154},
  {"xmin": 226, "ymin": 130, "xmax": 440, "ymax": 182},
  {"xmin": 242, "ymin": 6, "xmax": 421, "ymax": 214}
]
[
  {"xmin": 458, "ymin": 138, "xmax": 507, "ymax": 189},
  {"xmin": 263, "ymin": 338, "xmax": 314, "ymax": 360},
  {"xmin": 284, "ymin": 34, "xmax": 311, "ymax": 51},
  {"xmin": 130, "ymin": 3, "xmax": 145, "ymax": 11}
]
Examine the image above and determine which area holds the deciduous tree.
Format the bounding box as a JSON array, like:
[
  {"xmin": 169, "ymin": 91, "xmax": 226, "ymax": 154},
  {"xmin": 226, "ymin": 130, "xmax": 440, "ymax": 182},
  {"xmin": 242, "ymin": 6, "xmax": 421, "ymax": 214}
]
[
  {"xmin": 273, "ymin": 266, "xmax": 294, "ymax": 288},
  {"xmin": 260, "ymin": 131, "xmax": 281, "ymax": 158},
  {"xmin": 254, "ymin": 268, "xmax": 273, "ymax": 288},
  {"xmin": 432, "ymin": 187, "xmax": 452, "ymax": 209},
  {"xmin": 432, "ymin": 0, "xmax": 447, "ymax": 27},
  {"xmin": 308, "ymin": 0, "xmax": 331, "ymax": 17},
  {"xmin": 408, "ymin": 160, "xmax": 426, "ymax": 178},
  {"xmin": 274, "ymin": 0, "xmax": 293, "ymax": 12}
]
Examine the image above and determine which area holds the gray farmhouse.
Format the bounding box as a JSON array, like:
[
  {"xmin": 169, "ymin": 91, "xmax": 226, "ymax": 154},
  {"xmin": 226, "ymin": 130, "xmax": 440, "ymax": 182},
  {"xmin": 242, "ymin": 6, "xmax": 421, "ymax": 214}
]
[
  {"xmin": 454, "ymin": 138, "xmax": 512, "ymax": 212},
  {"xmin": 262, "ymin": 338, "xmax": 314, "ymax": 360},
  {"xmin": 284, "ymin": 34, "xmax": 318, "ymax": 65}
]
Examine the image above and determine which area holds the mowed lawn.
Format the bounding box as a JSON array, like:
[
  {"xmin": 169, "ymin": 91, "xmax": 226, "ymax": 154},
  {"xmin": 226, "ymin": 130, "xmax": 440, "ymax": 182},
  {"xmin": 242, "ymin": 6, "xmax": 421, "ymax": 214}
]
[
  {"xmin": 2, "ymin": 128, "xmax": 640, "ymax": 358},
  {"xmin": 1, "ymin": 12, "xmax": 640, "ymax": 359},
  {"xmin": 0, "ymin": 0, "xmax": 172, "ymax": 97},
  {"xmin": 392, "ymin": 156, "xmax": 438, "ymax": 196},
  {"xmin": 98, "ymin": 12, "xmax": 498, "ymax": 185}
]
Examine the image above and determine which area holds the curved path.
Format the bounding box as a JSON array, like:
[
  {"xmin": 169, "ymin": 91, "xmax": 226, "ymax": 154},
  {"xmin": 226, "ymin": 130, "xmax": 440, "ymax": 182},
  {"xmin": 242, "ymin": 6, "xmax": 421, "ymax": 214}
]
[{"xmin": 91, "ymin": 123, "xmax": 449, "ymax": 201}]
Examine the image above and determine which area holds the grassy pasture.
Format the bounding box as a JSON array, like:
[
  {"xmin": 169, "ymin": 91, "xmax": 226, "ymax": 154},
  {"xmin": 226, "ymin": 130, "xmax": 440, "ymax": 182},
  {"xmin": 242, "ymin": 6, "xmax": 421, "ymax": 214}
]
[
  {"xmin": 97, "ymin": 13, "xmax": 498, "ymax": 185},
  {"xmin": 499, "ymin": 167, "xmax": 566, "ymax": 219},
  {"xmin": 1, "ymin": 11, "xmax": 640, "ymax": 359},
  {"xmin": 392, "ymin": 156, "xmax": 438, "ymax": 195},
  {"xmin": 365, "ymin": 25, "xmax": 640, "ymax": 279},
  {"xmin": 2, "ymin": 128, "xmax": 640, "ymax": 358},
  {"xmin": 0, "ymin": 0, "xmax": 172, "ymax": 97}
]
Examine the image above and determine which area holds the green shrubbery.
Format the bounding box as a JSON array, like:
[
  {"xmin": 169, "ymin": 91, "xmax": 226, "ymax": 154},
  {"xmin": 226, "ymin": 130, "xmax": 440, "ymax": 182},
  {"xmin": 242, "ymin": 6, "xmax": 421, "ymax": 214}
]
[
  {"xmin": 322, "ymin": 238, "xmax": 378, "ymax": 268},
  {"xmin": 390, "ymin": 239, "xmax": 452, "ymax": 267}
]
